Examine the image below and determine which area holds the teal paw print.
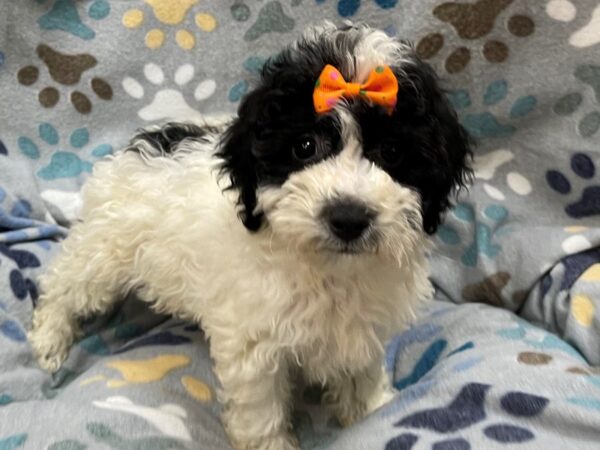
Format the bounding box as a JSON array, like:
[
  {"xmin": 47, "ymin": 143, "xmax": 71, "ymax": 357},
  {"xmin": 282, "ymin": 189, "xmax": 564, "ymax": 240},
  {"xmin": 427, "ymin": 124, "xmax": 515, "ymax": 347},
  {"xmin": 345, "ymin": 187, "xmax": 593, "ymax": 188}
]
[
  {"xmin": 77, "ymin": 310, "xmax": 145, "ymax": 356},
  {"xmin": 86, "ymin": 422, "xmax": 187, "ymax": 450},
  {"xmin": 17, "ymin": 123, "xmax": 112, "ymax": 180},
  {"xmin": 437, "ymin": 203, "xmax": 509, "ymax": 267},
  {"xmin": 39, "ymin": 153, "xmax": 93, "ymax": 180},
  {"xmin": 0, "ymin": 434, "xmax": 27, "ymax": 450},
  {"xmin": 41, "ymin": 367, "xmax": 80, "ymax": 399},
  {"xmin": 448, "ymin": 79, "xmax": 537, "ymax": 139},
  {"xmin": 48, "ymin": 440, "xmax": 87, "ymax": 450},
  {"xmin": 228, "ymin": 55, "xmax": 267, "ymax": 103},
  {"xmin": 315, "ymin": 0, "xmax": 398, "ymax": 18},
  {"xmin": 497, "ymin": 315, "xmax": 585, "ymax": 361},
  {"xmin": 554, "ymin": 64, "xmax": 600, "ymax": 138},
  {"xmin": 38, "ymin": 0, "xmax": 110, "ymax": 40}
]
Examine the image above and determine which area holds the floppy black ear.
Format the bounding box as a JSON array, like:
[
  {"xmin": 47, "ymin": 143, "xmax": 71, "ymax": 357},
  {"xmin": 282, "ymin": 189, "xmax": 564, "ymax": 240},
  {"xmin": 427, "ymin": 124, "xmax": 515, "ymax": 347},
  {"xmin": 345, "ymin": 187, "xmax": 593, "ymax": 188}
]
[
  {"xmin": 401, "ymin": 57, "xmax": 473, "ymax": 234},
  {"xmin": 217, "ymin": 86, "xmax": 285, "ymax": 231},
  {"xmin": 217, "ymin": 117, "xmax": 261, "ymax": 231}
]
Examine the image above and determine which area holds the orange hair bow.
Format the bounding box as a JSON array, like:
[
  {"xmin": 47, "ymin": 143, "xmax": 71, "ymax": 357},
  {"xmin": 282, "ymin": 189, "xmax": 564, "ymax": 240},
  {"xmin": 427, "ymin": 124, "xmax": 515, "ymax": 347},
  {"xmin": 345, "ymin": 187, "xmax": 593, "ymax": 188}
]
[{"xmin": 313, "ymin": 64, "xmax": 398, "ymax": 115}]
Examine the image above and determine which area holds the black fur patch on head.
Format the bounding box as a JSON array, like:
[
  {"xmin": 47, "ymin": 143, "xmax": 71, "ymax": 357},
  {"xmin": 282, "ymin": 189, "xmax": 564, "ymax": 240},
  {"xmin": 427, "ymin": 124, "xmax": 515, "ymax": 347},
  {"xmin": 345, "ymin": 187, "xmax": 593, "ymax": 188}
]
[
  {"xmin": 217, "ymin": 28, "xmax": 358, "ymax": 230},
  {"xmin": 356, "ymin": 57, "xmax": 473, "ymax": 234},
  {"xmin": 217, "ymin": 24, "xmax": 472, "ymax": 233},
  {"xmin": 130, "ymin": 122, "xmax": 218, "ymax": 156}
]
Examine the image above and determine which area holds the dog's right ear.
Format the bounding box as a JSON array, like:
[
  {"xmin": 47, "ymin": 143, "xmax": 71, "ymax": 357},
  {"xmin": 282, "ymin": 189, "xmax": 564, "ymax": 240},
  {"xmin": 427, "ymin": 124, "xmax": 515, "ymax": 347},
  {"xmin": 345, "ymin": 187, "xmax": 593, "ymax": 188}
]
[
  {"xmin": 217, "ymin": 87, "xmax": 283, "ymax": 232},
  {"xmin": 217, "ymin": 93, "xmax": 262, "ymax": 231}
]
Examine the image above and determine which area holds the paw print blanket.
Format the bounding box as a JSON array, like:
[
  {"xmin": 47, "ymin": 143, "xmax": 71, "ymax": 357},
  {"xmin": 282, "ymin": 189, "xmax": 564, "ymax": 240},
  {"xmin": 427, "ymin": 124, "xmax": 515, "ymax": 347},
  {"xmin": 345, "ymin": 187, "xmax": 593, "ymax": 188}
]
[{"xmin": 0, "ymin": 1, "xmax": 599, "ymax": 449}]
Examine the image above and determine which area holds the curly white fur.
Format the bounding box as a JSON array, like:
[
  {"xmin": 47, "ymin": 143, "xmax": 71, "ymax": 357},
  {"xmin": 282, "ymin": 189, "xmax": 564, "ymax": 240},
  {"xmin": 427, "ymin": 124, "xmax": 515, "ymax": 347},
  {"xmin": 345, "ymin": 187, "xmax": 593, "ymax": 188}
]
[
  {"xmin": 28, "ymin": 125, "xmax": 432, "ymax": 449},
  {"xmin": 28, "ymin": 25, "xmax": 436, "ymax": 450}
]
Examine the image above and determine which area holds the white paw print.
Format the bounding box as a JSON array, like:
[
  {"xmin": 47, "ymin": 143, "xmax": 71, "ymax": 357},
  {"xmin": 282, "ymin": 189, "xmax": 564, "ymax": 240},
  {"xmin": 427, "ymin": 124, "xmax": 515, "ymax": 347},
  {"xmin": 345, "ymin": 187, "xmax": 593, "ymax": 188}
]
[
  {"xmin": 122, "ymin": 63, "xmax": 216, "ymax": 122},
  {"xmin": 473, "ymin": 149, "xmax": 532, "ymax": 201},
  {"xmin": 561, "ymin": 233, "xmax": 592, "ymax": 255},
  {"xmin": 546, "ymin": 0, "xmax": 600, "ymax": 48},
  {"xmin": 93, "ymin": 396, "xmax": 192, "ymax": 441}
]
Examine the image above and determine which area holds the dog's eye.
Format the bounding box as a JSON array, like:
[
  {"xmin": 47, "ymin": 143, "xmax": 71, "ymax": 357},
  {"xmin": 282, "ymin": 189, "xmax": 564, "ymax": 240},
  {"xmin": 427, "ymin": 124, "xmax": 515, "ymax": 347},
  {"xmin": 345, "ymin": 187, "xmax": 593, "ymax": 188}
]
[
  {"xmin": 292, "ymin": 137, "xmax": 317, "ymax": 161},
  {"xmin": 380, "ymin": 144, "xmax": 403, "ymax": 167}
]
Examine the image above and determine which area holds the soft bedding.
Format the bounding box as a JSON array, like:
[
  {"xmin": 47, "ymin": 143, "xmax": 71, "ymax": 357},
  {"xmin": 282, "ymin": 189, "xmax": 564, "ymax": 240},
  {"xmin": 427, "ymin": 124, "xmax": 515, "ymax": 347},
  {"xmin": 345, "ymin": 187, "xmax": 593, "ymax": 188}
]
[{"xmin": 0, "ymin": 0, "xmax": 599, "ymax": 449}]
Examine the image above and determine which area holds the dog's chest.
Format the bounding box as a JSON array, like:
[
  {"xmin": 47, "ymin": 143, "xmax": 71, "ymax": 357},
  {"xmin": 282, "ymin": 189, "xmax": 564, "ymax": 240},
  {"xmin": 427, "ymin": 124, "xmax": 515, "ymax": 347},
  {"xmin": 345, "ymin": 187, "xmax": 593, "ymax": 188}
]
[{"xmin": 278, "ymin": 271, "xmax": 395, "ymax": 377}]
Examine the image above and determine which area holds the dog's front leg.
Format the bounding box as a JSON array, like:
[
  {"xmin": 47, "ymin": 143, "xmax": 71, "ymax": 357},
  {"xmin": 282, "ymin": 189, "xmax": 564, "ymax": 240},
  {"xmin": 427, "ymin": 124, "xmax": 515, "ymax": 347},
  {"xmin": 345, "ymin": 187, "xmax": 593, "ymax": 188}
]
[
  {"xmin": 325, "ymin": 360, "xmax": 396, "ymax": 427},
  {"xmin": 212, "ymin": 339, "xmax": 299, "ymax": 450}
]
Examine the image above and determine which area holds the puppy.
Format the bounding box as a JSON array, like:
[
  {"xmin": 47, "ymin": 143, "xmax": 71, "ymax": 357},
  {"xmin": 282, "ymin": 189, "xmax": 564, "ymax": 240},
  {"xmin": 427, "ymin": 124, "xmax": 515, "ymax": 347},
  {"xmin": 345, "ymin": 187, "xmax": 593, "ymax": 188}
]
[{"xmin": 28, "ymin": 22, "xmax": 471, "ymax": 450}]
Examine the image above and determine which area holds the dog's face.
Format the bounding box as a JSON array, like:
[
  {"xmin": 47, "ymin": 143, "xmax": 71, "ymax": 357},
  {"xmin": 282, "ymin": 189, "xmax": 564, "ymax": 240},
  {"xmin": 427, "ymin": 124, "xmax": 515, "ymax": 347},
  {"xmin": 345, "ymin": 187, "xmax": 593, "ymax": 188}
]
[{"xmin": 218, "ymin": 23, "xmax": 471, "ymax": 260}]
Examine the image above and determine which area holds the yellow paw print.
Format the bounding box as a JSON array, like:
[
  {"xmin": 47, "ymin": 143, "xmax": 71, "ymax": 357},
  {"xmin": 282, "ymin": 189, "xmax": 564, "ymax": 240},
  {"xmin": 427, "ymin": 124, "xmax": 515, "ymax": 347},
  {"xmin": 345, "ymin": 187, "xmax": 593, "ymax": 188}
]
[
  {"xmin": 80, "ymin": 354, "xmax": 191, "ymax": 388},
  {"xmin": 123, "ymin": 0, "xmax": 217, "ymax": 51},
  {"xmin": 181, "ymin": 375, "xmax": 212, "ymax": 402}
]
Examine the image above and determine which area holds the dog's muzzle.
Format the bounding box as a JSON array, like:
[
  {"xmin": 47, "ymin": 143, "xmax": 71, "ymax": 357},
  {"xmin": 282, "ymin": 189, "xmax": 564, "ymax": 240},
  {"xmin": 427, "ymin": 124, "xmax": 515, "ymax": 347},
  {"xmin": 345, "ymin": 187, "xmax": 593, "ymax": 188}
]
[{"xmin": 321, "ymin": 199, "xmax": 376, "ymax": 245}]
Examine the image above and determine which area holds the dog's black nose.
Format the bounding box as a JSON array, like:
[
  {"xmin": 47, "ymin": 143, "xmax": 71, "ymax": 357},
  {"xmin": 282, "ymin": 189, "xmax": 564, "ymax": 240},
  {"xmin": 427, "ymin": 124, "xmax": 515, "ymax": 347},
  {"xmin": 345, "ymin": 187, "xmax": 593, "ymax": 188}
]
[{"xmin": 322, "ymin": 201, "xmax": 375, "ymax": 242}]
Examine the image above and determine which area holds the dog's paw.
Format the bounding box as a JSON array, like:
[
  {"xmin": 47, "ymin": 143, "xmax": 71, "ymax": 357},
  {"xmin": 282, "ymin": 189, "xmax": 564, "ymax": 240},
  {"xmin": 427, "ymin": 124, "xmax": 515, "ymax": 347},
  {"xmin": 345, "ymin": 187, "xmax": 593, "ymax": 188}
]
[
  {"xmin": 336, "ymin": 403, "xmax": 367, "ymax": 428},
  {"xmin": 28, "ymin": 327, "xmax": 71, "ymax": 373},
  {"xmin": 28, "ymin": 310, "xmax": 76, "ymax": 373},
  {"xmin": 365, "ymin": 382, "xmax": 397, "ymax": 413},
  {"xmin": 328, "ymin": 375, "xmax": 397, "ymax": 427}
]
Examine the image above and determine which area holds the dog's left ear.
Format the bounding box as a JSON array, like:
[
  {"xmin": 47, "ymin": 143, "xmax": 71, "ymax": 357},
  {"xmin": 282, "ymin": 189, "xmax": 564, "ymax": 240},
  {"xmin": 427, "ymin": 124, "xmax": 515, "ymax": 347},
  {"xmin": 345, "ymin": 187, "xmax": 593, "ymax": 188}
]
[
  {"xmin": 397, "ymin": 57, "xmax": 473, "ymax": 235},
  {"xmin": 217, "ymin": 86, "xmax": 284, "ymax": 231}
]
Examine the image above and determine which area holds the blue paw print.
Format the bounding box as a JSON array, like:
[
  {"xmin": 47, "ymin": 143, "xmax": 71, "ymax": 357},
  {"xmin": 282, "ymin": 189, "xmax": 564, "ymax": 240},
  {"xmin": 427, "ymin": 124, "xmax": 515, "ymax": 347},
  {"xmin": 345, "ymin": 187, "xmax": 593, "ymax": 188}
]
[
  {"xmin": 546, "ymin": 152, "xmax": 600, "ymax": 219},
  {"xmin": 228, "ymin": 56, "xmax": 267, "ymax": 103},
  {"xmin": 113, "ymin": 330, "xmax": 190, "ymax": 354},
  {"xmin": 80, "ymin": 329, "xmax": 191, "ymax": 356},
  {"xmin": 387, "ymin": 383, "xmax": 547, "ymax": 449},
  {"xmin": 316, "ymin": 0, "xmax": 397, "ymax": 17},
  {"xmin": 0, "ymin": 245, "xmax": 41, "ymax": 270},
  {"xmin": 386, "ymin": 322, "xmax": 442, "ymax": 372},
  {"xmin": 17, "ymin": 123, "xmax": 112, "ymax": 180},
  {"xmin": 553, "ymin": 64, "xmax": 600, "ymax": 138},
  {"xmin": 436, "ymin": 203, "xmax": 509, "ymax": 267},
  {"xmin": 0, "ymin": 243, "xmax": 40, "ymax": 304},
  {"xmin": 8, "ymin": 269, "xmax": 38, "ymax": 303},
  {"xmin": 394, "ymin": 340, "xmax": 477, "ymax": 390},
  {"xmin": 38, "ymin": 0, "xmax": 110, "ymax": 40},
  {"xmin": 386, "ymin": 320, "xmax": 478, "ymax": 385},
  {"xmin": 1, "ymin": 185, "xmax": 64, "ymax": 245},
  {"xmin": 449, "ymin": 79, "xmax": 537, "ymax": 139},
  {"xmin": 0, "ymin": 194, "xmax": 35, "ymax": 235},
  {"xmin": 0, "ymin": 320, "xmax": 27, "ymax": 343},
  {"xmin": 77, "ymin": 309, "xmax": 191, "ymax": 357}
]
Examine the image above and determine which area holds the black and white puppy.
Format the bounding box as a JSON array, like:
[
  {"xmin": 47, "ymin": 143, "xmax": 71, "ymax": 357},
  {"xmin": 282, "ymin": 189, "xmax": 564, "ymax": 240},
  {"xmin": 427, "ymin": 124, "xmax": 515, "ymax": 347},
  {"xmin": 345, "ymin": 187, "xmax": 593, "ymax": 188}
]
[{"xmin": 29, "ymin": 22, "xmax": 471, "ymax": 450}]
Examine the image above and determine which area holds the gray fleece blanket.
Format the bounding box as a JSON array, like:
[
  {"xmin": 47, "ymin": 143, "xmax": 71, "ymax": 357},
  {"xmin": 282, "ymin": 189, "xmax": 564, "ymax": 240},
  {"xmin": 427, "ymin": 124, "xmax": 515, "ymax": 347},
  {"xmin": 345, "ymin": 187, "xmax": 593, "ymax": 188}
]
[{"xmin": 1, "ymin": 0, "xmax": 600, "ymax": 449}]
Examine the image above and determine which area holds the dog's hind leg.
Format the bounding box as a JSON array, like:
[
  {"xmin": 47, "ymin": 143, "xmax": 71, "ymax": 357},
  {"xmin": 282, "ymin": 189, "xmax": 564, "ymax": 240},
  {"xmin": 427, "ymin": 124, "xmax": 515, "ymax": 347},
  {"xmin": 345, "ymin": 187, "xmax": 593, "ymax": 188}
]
[{"xmin": 28, "ymin": 221, "xmax": 129, "ymax": 373}]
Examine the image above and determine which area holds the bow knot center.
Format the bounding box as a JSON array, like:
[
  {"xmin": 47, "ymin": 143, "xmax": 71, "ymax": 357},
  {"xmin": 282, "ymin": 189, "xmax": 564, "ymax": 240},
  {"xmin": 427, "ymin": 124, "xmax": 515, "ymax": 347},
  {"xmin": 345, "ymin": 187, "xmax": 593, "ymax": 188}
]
[{"xmin": 345, "ymin": 82, "xmax": 362, "ymax": 96}]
